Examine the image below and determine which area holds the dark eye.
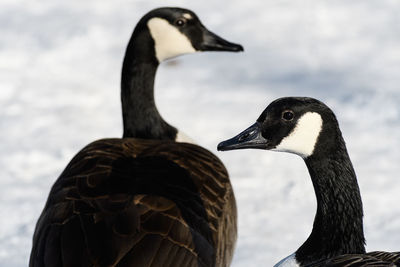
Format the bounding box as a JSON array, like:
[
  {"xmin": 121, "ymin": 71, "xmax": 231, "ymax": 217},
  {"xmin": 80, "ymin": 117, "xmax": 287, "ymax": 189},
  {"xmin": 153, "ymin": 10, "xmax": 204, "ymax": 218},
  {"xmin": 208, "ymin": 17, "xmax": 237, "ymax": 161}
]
[
  {"xmin": 282, "ymin": 110, "xmax": 294, "ymax": 121},
  {"xmin": 175, "ymin": 18, "xmax": 187, "ymax": 27}
]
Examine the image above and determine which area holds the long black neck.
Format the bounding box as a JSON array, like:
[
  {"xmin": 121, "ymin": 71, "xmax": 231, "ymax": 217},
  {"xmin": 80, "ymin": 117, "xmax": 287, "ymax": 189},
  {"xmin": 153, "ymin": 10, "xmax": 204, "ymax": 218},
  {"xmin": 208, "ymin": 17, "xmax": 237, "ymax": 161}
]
[
  {"xmin": 121, "ymin": 28, "xmax": 178, "ymax": 140},
  {"xmin": 296, "ymin": 141, "xmax": 365, "ymax": 265}
]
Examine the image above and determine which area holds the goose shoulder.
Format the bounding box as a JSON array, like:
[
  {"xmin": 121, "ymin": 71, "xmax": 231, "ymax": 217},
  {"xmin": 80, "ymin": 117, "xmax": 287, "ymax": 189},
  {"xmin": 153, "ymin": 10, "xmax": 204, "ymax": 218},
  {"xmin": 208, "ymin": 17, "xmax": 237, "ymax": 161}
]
[
  {"xmin": 366, "ymin": 251, "xmax": 400, "ymax": 265},
  {"xmin": 30, "ymin": 138, "xmax": 236, "ymax": 267},
  {"xmin": 309, "ymin": 252, "xmax": 400, "ymax": 266}
]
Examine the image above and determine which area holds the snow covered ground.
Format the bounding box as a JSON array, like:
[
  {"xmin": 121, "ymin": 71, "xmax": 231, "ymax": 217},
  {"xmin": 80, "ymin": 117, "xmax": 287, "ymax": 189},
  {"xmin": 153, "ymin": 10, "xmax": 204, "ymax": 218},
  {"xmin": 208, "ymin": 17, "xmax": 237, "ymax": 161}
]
[{"xmin": 1, "ymin": 0, "xmax": 400, "ymax": 266}]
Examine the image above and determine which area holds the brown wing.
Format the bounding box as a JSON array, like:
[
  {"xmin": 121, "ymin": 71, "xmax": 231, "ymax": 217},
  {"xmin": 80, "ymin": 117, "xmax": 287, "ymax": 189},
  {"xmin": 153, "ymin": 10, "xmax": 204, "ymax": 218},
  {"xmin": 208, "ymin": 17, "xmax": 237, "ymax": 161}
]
[
  {"xmin": 139, "ymin": 142, "xmax": 237, "ymax": 266},
  {"xmin": 309, "ymin": 252, "xmax": 400, "ymax": 267},
  {"xmin": 367, "ymin": 251, "xmax": 400, "ymax": 265},
  {"xmin": 29, "ymin": 138, "xmax": 236, "ymax": 267}
]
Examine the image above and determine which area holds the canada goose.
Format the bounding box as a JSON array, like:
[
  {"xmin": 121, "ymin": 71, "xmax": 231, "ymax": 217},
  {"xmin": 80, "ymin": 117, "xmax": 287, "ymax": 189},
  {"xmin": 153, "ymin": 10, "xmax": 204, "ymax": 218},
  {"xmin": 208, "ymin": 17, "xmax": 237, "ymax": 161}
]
[
  {"xmin": 218, "ymin": 97, "xmax": 400, "ymax": 266},
  {"xmin": 30, "ymin": 7, "xmax": 242, "ymax": 267}
]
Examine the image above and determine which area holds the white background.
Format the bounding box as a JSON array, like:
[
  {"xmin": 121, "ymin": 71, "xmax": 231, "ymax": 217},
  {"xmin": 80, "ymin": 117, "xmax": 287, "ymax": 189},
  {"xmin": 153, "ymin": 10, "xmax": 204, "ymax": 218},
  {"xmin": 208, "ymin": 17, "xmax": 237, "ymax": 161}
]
[{"xmin": 1, "ymin": 0, "xmax": 400, "ymax": 265}]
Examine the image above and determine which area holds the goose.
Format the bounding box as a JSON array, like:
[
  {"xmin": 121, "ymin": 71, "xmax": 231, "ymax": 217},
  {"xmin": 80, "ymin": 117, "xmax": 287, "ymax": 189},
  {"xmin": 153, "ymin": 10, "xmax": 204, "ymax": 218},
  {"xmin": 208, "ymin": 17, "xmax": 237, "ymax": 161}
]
[
  {"xmin": 30, "ymin": 7, "xmax": 243, "ymax": 267},
  {"xmin": 217, "ymin": 97, "xmax": 400, "ymax": 266}
]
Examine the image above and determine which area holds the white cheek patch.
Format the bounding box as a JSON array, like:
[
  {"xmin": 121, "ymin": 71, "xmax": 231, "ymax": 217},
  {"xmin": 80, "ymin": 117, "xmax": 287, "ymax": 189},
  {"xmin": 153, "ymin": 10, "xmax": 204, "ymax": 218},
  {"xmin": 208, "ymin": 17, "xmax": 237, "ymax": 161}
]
[
  {"xmin": 273, "ymin": 112, "xmax": 323, "ymax": 158},
  {"xmin": 147, "ymin": 18, "xmax": 196, "ymax": 62},
  {"xmin": 175, "ymin": 130, "xmax": 196, "ymax": 144}
]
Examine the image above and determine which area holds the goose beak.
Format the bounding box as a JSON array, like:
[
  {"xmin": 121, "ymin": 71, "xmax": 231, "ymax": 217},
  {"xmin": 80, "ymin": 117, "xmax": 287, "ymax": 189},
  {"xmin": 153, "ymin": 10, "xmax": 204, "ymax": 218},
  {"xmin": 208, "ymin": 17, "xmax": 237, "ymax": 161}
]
[
  {"xmin": 199, "ymin": 28, "xmax": 244, "ymax": 52},
  {"xmin": 218, "ymin": 122, "xmax": 268, "ymax": 151}
]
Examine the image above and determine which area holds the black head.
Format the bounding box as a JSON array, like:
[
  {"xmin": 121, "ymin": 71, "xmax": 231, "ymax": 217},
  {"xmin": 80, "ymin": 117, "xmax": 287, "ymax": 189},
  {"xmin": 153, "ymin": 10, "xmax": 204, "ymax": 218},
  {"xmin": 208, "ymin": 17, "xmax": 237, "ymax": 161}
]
[
  {"xmin": 132, "ymin": 7, "xmax": 243, "ymax": 63},
  {"xmin": 218, "ymin": 97, "xmax": 343, "ymax": 158}
]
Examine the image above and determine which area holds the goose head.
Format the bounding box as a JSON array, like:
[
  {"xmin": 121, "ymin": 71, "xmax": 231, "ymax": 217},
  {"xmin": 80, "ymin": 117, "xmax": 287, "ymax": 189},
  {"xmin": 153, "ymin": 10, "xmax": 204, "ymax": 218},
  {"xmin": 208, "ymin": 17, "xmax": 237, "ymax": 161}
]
[
  {"xmin": 218, "ymin": 97, "xmax": 341, "ymax": 159},
  {"xmin": 218, "ymin": 98, "xmax": 367, "ymax": 266},
  {"xmin": 130, "ymin": 7, "xmax": 244, "ymax": 63}
]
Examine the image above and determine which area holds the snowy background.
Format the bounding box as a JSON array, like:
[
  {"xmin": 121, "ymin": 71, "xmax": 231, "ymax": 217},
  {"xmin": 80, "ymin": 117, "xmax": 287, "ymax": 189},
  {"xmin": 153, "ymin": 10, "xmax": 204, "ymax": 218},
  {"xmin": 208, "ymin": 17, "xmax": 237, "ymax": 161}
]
[{"xmin": 1, "ymin": 0, "xmax": 400, "ymax": 266}]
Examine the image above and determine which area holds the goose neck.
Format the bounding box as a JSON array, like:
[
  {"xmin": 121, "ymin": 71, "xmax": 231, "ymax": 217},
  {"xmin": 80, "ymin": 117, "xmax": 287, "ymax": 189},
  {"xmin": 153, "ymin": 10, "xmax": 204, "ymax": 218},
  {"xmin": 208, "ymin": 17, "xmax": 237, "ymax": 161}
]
[
  {"xmin": 120, "ymin": 42, "xmax": 177, "ymax": 140},
  {"xmin": 296, "ymin": 148, "xmax": 365, "ymax": 265}
]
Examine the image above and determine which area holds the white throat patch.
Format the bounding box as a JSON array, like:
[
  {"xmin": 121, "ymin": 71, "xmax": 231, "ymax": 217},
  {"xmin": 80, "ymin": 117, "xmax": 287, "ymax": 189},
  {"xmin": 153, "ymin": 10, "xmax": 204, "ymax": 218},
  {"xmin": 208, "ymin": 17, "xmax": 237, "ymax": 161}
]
[
  {"xmin": 147, "ymin": 18, "xmax": 196, "ymax": 62},
  {"xmin": 274, "ymin": 112, "xmax": 323, "ymax": 158},
  {"xmin": 274, "ymin": 253, "xmax": 299, "ymax": 267},
  {"xmin": 175, "ymin": 130, "xmax": 196, "ymax": 144}
]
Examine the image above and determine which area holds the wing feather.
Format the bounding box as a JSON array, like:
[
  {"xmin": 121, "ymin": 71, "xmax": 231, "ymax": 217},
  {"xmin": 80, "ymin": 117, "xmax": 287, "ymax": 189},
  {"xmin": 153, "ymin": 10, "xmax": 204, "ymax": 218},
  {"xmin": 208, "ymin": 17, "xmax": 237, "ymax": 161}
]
[
  {"xmin": 30, "ymin": 138, "xmax": 236, "ymax": 267},
  {"xmin": 309, "ymin": 252, "xmax": 400, "ymax": 267}
]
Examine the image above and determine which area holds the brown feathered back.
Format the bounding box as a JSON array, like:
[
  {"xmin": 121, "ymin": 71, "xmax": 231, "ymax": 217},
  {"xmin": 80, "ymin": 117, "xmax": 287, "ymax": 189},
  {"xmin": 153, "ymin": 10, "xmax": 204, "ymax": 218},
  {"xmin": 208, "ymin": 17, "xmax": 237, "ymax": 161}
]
[{"xmin": 30, "ymin": 138, "xmax": 236, "ymax": 267}]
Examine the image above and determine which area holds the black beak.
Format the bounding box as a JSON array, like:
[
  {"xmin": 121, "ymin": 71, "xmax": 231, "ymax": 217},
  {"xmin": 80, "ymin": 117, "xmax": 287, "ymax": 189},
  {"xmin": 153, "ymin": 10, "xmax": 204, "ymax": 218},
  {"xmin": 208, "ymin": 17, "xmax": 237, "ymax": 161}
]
[
  {"xmin": 218, "ymin": 122, "xmax": 269, "ymax": 151},
  {"xmin": 200, "ymin": 28, "xmax": 244, "ymax": 52}
]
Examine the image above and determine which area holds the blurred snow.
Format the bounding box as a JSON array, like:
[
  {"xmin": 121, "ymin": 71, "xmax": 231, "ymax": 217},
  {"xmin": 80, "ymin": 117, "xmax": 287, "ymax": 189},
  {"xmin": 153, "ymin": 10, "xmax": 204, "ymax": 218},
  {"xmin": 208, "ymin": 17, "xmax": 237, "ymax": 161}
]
[{"xmin": 1, "ymin": 0, "xmax": 400, "ymax": 266}]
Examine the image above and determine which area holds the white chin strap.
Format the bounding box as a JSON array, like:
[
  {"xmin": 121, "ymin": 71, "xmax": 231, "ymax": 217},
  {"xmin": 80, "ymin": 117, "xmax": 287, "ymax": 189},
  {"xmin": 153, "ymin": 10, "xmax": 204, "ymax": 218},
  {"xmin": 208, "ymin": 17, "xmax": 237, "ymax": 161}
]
[
  {"xmin": 273, "ymin": 112, "xmax": 323, "ymax": 158},
  {"xmin": 147, "ymin": 18, "xmax": 197, "ymax": 62}
]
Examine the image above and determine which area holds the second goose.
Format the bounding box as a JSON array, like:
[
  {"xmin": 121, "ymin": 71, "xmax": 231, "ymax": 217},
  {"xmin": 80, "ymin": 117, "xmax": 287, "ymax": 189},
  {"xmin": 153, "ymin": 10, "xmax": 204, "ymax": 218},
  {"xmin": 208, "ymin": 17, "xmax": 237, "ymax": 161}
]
[{"xmin": 218, "ymin": 97, "xmax": 400, "ymax": 267}]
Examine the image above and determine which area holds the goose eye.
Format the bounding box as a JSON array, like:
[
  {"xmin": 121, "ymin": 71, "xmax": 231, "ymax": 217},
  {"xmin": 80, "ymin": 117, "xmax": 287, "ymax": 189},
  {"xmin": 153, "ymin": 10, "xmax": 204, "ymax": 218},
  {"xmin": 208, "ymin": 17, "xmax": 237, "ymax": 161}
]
[
  {"xmin": 282, "ymin": 111, "xmax": 294, "ymax": 121},
  {"xmin": 175, "ymin": 18, "xmax": 187, "ymax": 27}
]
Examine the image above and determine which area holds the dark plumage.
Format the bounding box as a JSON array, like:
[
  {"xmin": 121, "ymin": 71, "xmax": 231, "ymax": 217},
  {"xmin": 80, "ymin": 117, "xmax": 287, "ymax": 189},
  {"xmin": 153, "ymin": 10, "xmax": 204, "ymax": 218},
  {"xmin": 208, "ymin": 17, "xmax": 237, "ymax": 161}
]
[
  {"xmin": 31, "ymin": 139, "xmax": 236, "ymax": 266},
  {"xmin": 310, "ymin": 251, "xmax": 400, "ymax": 266},
  {"xmin": 30, "ymin": 7, "xmax": 242, "ymax": 267},
  {"xmin": 218, "ymin": 97, "xmax": 399, "ymax": 266}
]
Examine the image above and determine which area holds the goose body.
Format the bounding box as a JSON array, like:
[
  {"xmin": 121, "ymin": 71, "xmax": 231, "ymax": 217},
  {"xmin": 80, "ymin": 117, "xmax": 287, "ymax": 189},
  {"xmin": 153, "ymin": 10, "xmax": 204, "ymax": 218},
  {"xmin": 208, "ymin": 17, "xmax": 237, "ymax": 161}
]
[
  {"xmin": 218, "ymin": 97, "xmax": 400, "ymax": 266},
  {"xmin": 30, "ymin": 7, "xmax": 242, "ymax": 267}
]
